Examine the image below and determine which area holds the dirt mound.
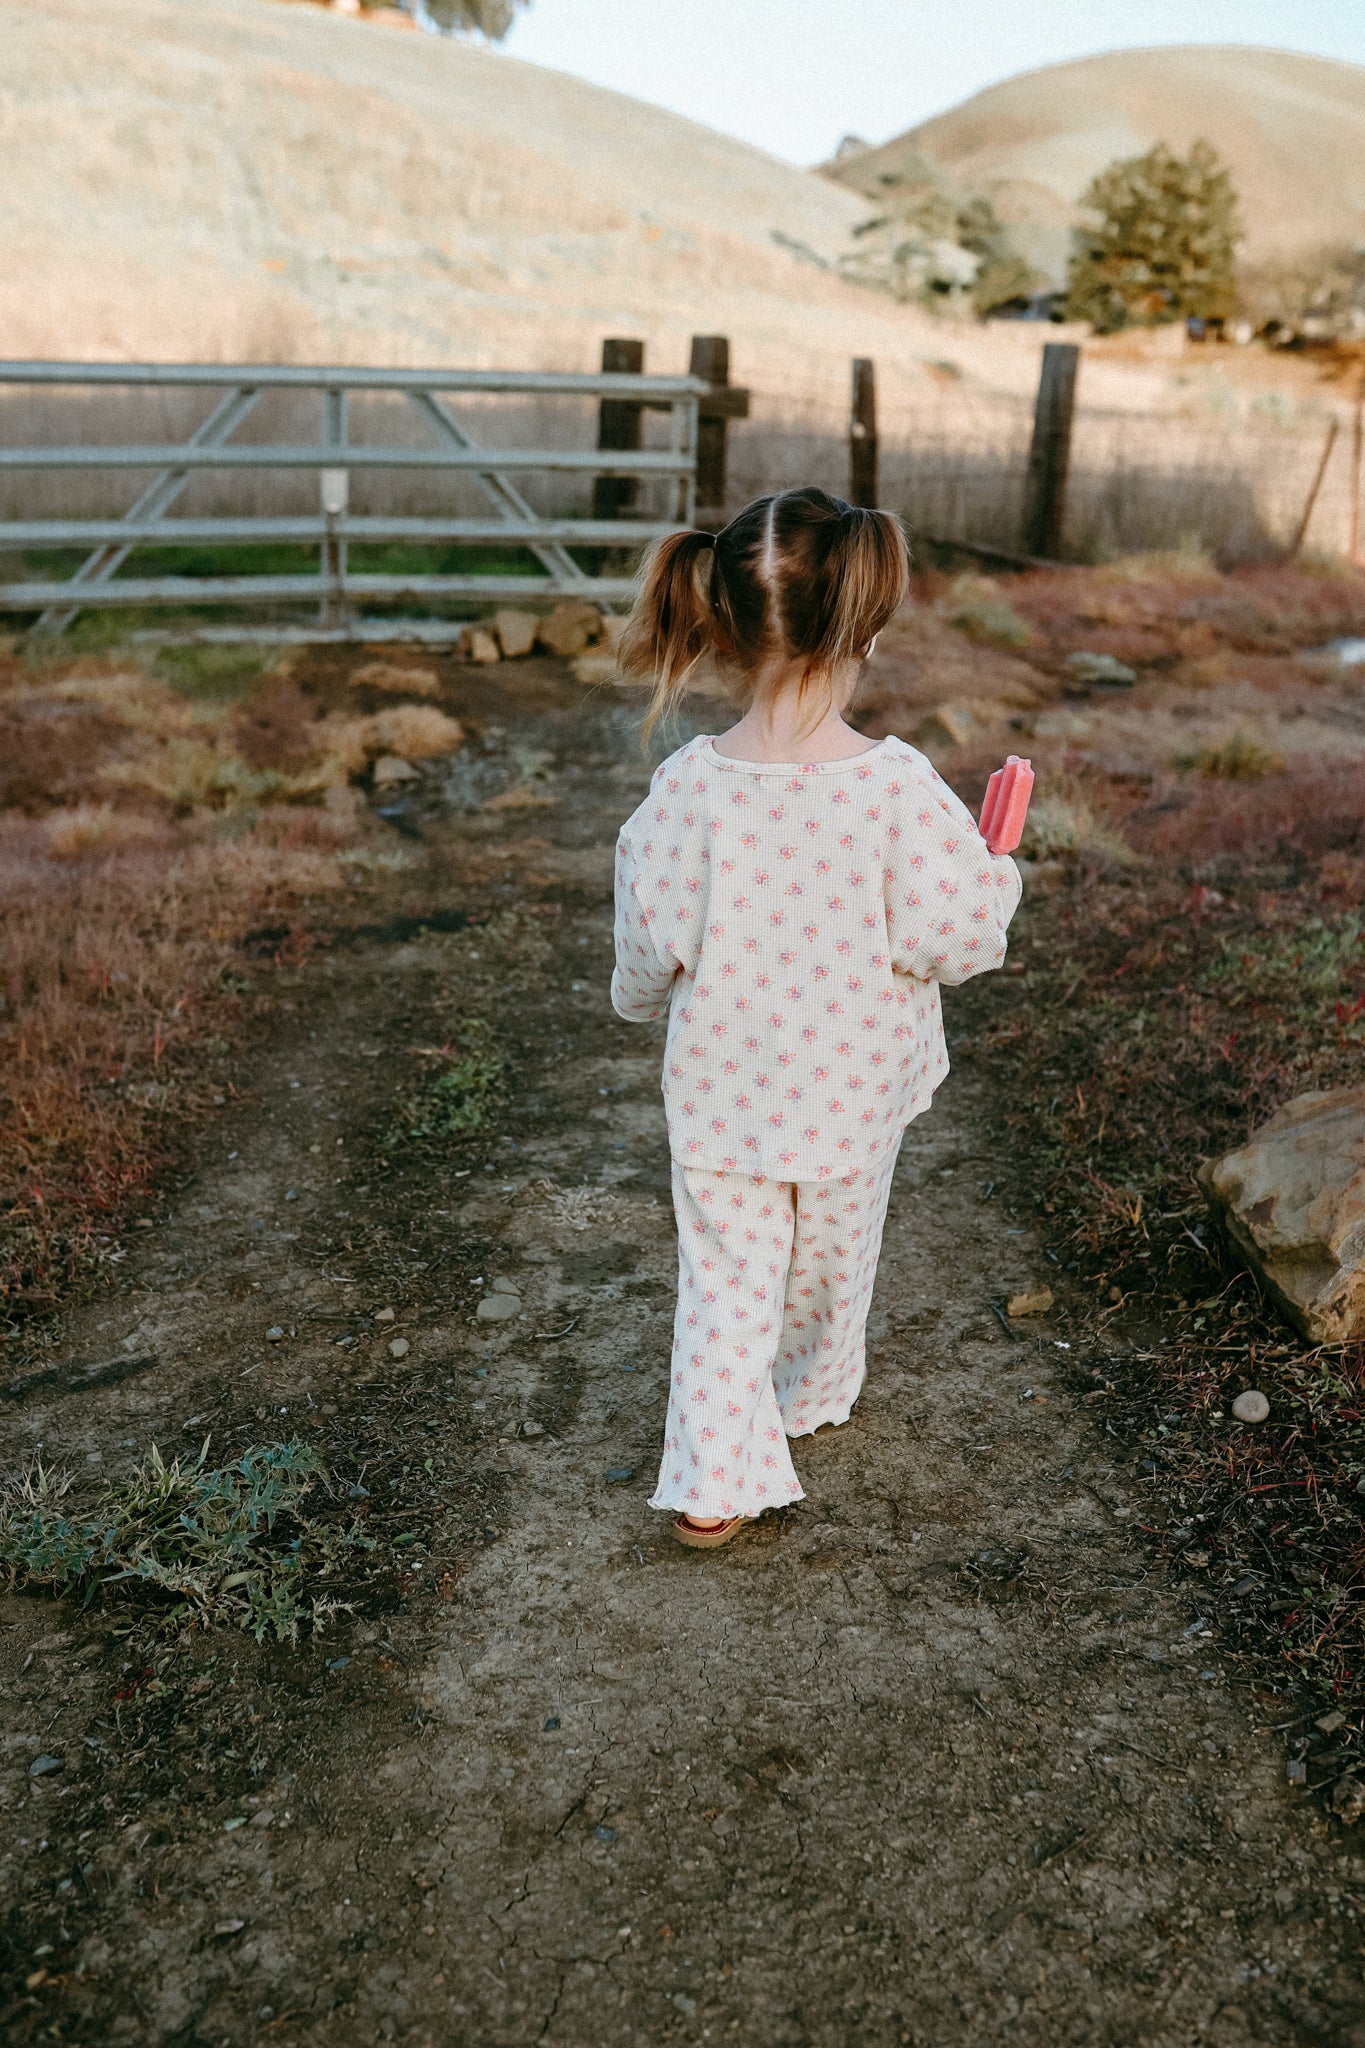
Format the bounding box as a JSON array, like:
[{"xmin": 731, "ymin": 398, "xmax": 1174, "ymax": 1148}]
[{"xmin": 826, "ymin": 45, "xmax": 1365, "ymax": 286}]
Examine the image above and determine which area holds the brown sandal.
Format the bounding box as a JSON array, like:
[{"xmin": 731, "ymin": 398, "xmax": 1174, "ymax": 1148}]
[{"xmin": 673, "ymin": 1512, "xmax": 748, "ymax": 1550}]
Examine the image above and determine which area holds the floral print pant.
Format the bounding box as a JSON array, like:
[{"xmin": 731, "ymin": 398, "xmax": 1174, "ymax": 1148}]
[{"xmin": 649, "ymin": 1147, "xmax": 902, "ymax": 1519}]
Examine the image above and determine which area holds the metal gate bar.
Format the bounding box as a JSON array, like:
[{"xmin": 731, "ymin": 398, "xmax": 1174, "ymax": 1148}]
[{"xmin": 0, "ymin": 359, "xmax": 705, "ymax": 629}]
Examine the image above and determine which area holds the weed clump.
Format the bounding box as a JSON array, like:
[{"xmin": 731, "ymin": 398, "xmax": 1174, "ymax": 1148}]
[
  {"xmin": 1175, "ymin": 729, "xmax": 1283, "ymax": 780},
  {"xmin": 386, "ymin": 1018, "xmax": 506, "ymax": 1145},
  {"xmin": 0, "ymin": 1440, "xmax": 371, "ymax": 1643}
]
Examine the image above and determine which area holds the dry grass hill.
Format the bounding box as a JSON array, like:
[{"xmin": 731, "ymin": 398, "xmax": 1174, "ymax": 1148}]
[
  {"xmin": 3, "ymin": 0, "xmax": 963, "ymax": 387},
  {"xmin": 827, "ymin": 45, "xmax": 1365, "ymax": 289}
]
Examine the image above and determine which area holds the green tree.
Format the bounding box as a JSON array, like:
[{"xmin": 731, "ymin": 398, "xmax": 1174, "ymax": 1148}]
[
  {"xmin": 419, "ymin": 0, "xmax": 527, "ymax": 34},
  {"xmin": 1065, "ymin": 140, "xmax": 1242, "ymax": 332}
]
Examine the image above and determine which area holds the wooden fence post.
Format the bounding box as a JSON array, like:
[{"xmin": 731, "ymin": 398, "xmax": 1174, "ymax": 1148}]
[
  {"xmin": 1020, "ymin": 341, "xmax": 1079, "ymax": 559},
  {"xmin": 1350, "ymin": 376, "xmax": 1363, "ymax": 564},
  {"xmin": 690, "ymin": 335, "xmax": 748, "ymax": 526},
  {"xmin": 849, "ymin": 357, "xmax": 878, "ymax": 508},
  {"xmin": 1287, "ymin": 417, "xmax": 1340, "ymax": 560},
  {"xmin": 593, "ymin": 337, "xmax": 644, "ymax": 521}
]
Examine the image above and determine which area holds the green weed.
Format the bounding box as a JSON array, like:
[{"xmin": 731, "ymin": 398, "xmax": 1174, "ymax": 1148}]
[
  {"xmin": 1174, "ymin": 730, "xmax": 1283, "ymax": 780},
  {"xmin": 386, "ymin": 1017, "xmax": 506, "ymax": 1145},
  {"xmin": 154, "ymin": 643, "xmax": 273, "ymax": 704},
  {"xmin": 0, "ymin": 1440, "xmax": 370, "ymax": 1644}
]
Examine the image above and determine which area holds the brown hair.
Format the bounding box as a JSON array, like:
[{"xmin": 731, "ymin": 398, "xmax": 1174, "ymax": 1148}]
[{"xmin": 618, "ymin": 487, "xmax": 909, "ymax": 744}]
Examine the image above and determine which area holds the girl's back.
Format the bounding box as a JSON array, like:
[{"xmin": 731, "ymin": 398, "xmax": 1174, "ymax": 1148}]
[{"xmin": 614, "ymin": 731, "xmax": 1018, "ymax": 1180}]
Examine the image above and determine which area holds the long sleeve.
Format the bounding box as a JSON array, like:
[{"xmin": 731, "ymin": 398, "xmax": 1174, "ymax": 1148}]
[
  {"xmin": 883, "ymin": 759, "xmax": 1022, "ymax": 987},
  {"xmin": 611, "ymin": 821, "xmax": 680, "ymax": 1023}
]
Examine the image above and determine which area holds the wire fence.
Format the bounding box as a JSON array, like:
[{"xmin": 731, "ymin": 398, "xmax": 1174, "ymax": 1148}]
[
  {"xmin": 0, "ymin": 361, "xmax": 1356, "ymax": 596},
  {"xmin": 731, "ymin": 379, "xmax": 1356, "ymax": 564}
]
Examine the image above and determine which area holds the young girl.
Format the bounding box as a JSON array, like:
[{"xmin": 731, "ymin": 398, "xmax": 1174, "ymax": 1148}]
[{"xmin": 611, "ymin": 487, "xmax": 1022, "ymax": 1548}]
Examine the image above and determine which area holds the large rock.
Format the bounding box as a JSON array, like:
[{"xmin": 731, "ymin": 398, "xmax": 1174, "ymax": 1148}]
[
  {"xmin": 536, "ymin": 601, "xmax": 603, "ymax": 659},
  {"xmin": 1199, "ymin": 1087, "xmax": 1365, "ymax": 1344}
]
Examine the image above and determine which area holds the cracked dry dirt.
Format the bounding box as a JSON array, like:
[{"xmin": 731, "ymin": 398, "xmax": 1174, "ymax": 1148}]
[{"xmin": 5, "ymin": 656, "xmax": 1365, "ymax": 2048}]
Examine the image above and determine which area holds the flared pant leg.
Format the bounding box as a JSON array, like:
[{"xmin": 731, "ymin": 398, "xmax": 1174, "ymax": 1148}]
[
  {"xmin": 649, "ymin": 1165, "xmax": 805, "ymax": 1520},
  {"xmin": 772, "ymin": 1149, "xmax": 901, "ymax": 1438},
  {"xmin": 649, "ymin": 1143, "xmax": 902, "ymax": 1519}
]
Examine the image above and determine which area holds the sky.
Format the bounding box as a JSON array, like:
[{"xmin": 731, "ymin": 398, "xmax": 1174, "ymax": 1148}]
[{"xmin": 499, "ymin": 0, "xmax": 1364, "ymax": 165}]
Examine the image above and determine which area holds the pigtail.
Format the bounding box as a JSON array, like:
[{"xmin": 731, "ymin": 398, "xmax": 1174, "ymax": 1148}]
[
  {"xmin": 618, "ymin": 528, "xmax": 718, "ymax": 746},
  {"xmin": 820, "ymin": 507, "xmax": 910, "ymax": 672}
]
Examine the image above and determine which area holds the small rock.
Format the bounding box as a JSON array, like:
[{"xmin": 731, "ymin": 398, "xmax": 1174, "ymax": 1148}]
[
  {"xmin": 389, "ymin": 1337, "xmax": 411, "ymax": 1359},
  {"xmin": 913, "ymin": 701, "xmax": 979, "ymax": 750},
  {"xmin": 1066, "ymin": 651, "xmax": 1137, "ymax": 688},
  {"xmin": 1231, "ymin": 1389, "xmax": 1270, "ymax": 1424},
  {"xmin": 543, "ymin": 1715, "xmax": 560, "ymax": 1731},
  {"xmin": 1317, "ymin": 1710, "xmax": 1347, "ymax": 1734},
  {"xmin": 1006, "ymin": 1285, "xmax": 1054, "ymax": 1318},
  {"xmin": 606, "ymin": 1466, "xmax": 635, "ymax": 1484},
  {"xmin": 1333, "ymin": 1776, "xmax": 1365, "ymax": 1824},
  {"xmin": 477, "ymin": 1292, "xmax": 521, "ymax": 1321},
  {"xmin": 572, "ymin": 653, "xmax": 619, "ymax": 687},
  {"xmin": 492, "ymin": 608, "xmax": 539, "ymax": 659},
  {"xmin": 372, "ymin": 754, "xmax": 420, "ymax": 787},
  {"xmin": 265, "ymin": 1326, "xmax": 285, "ymax": 1343},
  {"xmin": 284, "ymin": 1188, "xmax": 298, "ymax": 1202},
  {"xmin": 593, "ymin": 1824, "xmax": 617, "ymax": 1844},
  {"xmin": 1286, "ymin": 1758, "xmax": 1308, "ymax": 1786},
  {"xmin": 522, "ymin": 1420, "xmax": 545, "ymax": 1438},
  {"xmin": 213, "ymin": 1918, "xmax": 246, "ymax": 1938},
  {"xmin": 466, "ymin": 627, "xmax": 501, "ymax": 666},
  {"xmin": 374, "ymin": 1307, "xmax": 396, "ymax": 1323},
  {"xmin": 248, "ymin": 1808, "xmax": 275, "ymax": 1829},
  {"xmin": 490, "ymin": 1277, "xmax": 520, "ymax": 1294},
  {"xmin": 28, "ymin": 1754, "xmax": 63, "ymax": 1778},
  {"xmin": 536, "ymin": 599, "xmax": 603, "ymax": 659}
]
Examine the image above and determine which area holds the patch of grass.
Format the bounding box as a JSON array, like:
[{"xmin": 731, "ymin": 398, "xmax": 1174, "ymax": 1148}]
[
  {"xmin": 386, "ymin": 1018, "xmax": 506, "ymax": 1145},
  {"xmin": 0, "ymin": 1440, "xmax": 371, "ymax": 1644},
  {"xmin": 153, "ymin": 642, "xmax": 274, "ymax": 704},
  {"xmin": 1175, "ymin": 729, "xmax": 1283, "ymax": 780}
]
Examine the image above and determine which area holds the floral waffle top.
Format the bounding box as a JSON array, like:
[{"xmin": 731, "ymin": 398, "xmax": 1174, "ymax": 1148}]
[{"xmin": 612, "ymin": 735, "xmax": 1021, "ymax": 1179}]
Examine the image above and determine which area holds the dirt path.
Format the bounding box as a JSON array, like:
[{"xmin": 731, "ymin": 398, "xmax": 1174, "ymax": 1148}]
[{"xmin": 5, "ymin": 660, "xmax": 1365, "ymax": 2047}]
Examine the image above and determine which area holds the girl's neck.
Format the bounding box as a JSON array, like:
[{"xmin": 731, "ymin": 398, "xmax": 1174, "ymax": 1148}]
[{"xmin": 712, "ymin": 670, "xmax": 876, "ymax": 764}]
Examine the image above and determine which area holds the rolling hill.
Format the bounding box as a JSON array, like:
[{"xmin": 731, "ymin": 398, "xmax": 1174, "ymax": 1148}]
[
  {"xmin": 825, "ymin": 46, "xmax": 1365, "ymax": 289},
  {"xmin": 1, "ymin": 0, "xmax": 929, "ymax": 379}
]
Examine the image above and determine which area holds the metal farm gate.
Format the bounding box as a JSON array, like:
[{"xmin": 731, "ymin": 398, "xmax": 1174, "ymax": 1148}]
[{"xmin": 0, "ymin": 359, "xmax": 710, "ymax": 632}]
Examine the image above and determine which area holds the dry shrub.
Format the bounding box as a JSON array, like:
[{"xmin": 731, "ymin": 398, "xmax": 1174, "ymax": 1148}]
[
  {"xmin": 42, "ymin": 803, "xmax": 169, "ymax": 861},
  {"xmin": 350, "ymin": 661, "xmax": 442, "ymax": 698},
  {"xmin": 313, "ymin": 705, "xmax": 464, "ymax": 780},
  {"xmin": 1131, "ymin": 763, "xmax": 1365, "ymax": 866},
  {"xmin": 0, "ymin": 656, "xmax": 397, "ymax": 1327},
  {"xmin": 1174, "ymin": 730, "xmax": 1284, "ymax": 780},
  {"xmin": 1020, "ymin": 776, "xmax": 1136, "ymax": 868}
]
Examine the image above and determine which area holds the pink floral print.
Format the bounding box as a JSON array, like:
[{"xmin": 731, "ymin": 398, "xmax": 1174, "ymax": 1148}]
[
  {"xmin": 649, "ymin": 1153, "xmax": 900, "ymax": 1518},
  {"xmin": 612, "ymin": 736, "xmax": 1021, "ymax": 1181}
]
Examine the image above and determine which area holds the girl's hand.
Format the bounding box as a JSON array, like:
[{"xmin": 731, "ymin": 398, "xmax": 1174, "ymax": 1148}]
[{"xmin": 979, "ymin": 756, "xmax": 1034, "ymax": 855}]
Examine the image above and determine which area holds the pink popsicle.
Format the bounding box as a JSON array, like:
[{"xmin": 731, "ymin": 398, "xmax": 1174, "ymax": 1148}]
[{"xmin": 979, "ymin": 755, "xmax": 1034, "ymax": 854}]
